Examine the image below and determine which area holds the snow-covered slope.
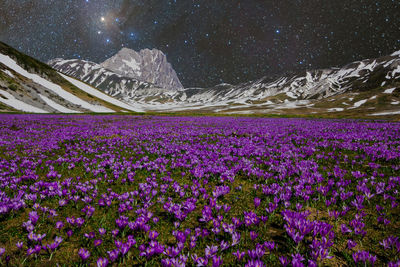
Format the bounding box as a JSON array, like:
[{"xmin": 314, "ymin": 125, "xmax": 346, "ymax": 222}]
[
  {"xmin": 59, "ymin": 73, "xmax": 142, "ymax": 112},
  {"xmin": 0, "ymin": 41, "xmax": 140, "ymax": 113}
]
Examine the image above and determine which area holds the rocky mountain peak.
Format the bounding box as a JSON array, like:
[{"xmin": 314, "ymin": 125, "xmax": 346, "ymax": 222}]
[{"xmin": 101, "ymin": 47, "xmax": 183, "ymax": 90}]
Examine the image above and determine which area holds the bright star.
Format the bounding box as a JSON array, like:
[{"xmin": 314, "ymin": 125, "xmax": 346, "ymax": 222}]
[{"xmin": 275, "ymin": 29, "xmax": 280, "ymax": 34}]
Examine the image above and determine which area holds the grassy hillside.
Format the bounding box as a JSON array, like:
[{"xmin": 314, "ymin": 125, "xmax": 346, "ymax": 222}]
[{"xmin": 0, "ymin": 41, "xmax": 135, "ymax": 113}]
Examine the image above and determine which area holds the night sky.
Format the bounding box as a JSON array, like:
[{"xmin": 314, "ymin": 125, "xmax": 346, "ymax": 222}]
[{"xmin": 0, "ymin": 0, "xmax": 399, "ymax": 88}]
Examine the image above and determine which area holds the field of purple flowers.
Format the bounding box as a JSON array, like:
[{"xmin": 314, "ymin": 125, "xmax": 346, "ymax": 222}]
[{"xmin": 0, "ymin": 115, "xmax": 399, "ymax": 266}]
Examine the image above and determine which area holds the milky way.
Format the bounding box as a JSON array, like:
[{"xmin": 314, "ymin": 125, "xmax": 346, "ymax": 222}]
[{"xmin": 0, "ymin": 0, "xmax": 399, "ymax": 87}]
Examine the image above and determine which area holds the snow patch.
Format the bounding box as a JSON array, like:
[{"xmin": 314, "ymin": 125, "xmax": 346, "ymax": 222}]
[
  {"xmin": 0, "ymin": 89, "xmax": 48, "ymax": 113},
  {"xmin": 328, "ymin": 108, "xmax": 344, "ymax": 112},
  {"xmin": 349, "ymin": 99, "xmax": 367, "ymax": 109},
  {"xmin": 39, "ymin": 94, "xmax": 81, "ymax": 113},
  {"xmin": 286, "ymin": 91, "xmax": 297, "ymax": 99},
  {"xmin": 386, "ymin": 65, "xmax": 400, "ymax": 79},
  {"xmin": 2, "ymin": 69, "xmax": 14, "ymax": 78},
  {"xmin": 122, "ymin": 58, "xmax": 142, "ymax": 76},
  {"xmin": 363, "ymin": 60, "xmax": 376, "ymax": 72},
  {"xmin": 391, "ymin": 50, "xmax": 400, "ymax": 57},
  {"xmin": 371, "ymin": 110, "xmax": 400, "ymax": 116},
  {"xmin": 384, "ymin": 88, "xmax": 396, "ymax": 94}
]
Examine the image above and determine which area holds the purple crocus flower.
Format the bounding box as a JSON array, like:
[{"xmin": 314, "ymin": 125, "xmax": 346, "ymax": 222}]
[
  {"xmin": 78, "ymin": 248, "xmax": 90, "ymax": 261},
  {"xmin": 107, "ymin": 249, "xmax": 120, "ymax": 262},
  {"xmin": 233, "ymin": 250, "xmax": 246, "ymax": 261},
  {"xmin": 161, "ymin": 258, "xmax": 173, "ymax": 267},
  {"xmin": 58, "ymin": 199, "xmax": 68, "ymax": 207},
  {"xmin": 55, "ymin": 236, "xmax": 63, "ymax": 244},
  {"xmin": 248, "ymin": 244, "xmax": 265, "ymax": 259},
  {"xmin": 220, "ymin": 240, "xmax": 230, "ymax": 251},
  {"xmin": 75, "ymin": 217, "xmax": 85, "ymax": 227},
  {"xmin": 149, "ymin": 230, "xmax": 159, "ymax": 240},
  {"xmin": 29, "ymin": 211, "xmax": 39, "ymax": 225},
  {"xmin": 34, "ymin": 245, "xmax": 41, "ymax": 254},
  {"xmin": 47, "ymin": 242, "xmax": 59, "ymax": 252},
  {"xmin": 27, "ymin": 248, "xmax": 35, "ymax": 256},
  {"xmin": 212, "ymin": 255, "xmax": 223, "ymax": 267},
  {"xmin": 93, "ymin": 239, "xmax": 102, "ymax": 247},
  {"xmin": 195, "ymin": 257, "xmax": 208, "ymax": 266},
  {"xmin": 264, "ymin": 241, "xmax": 275, "ymax": 251},
  {"xmin": 245, "ymin": 259, "xmax": 265, "ymax": 267},
  {"xmin": 291, "ymin": 253, "xmax": 305, "ymax": 267},
  {"xmin": 250, "ymin": 231, "xmax": 258, "ymax": 241},
  {"xmin": 96, "ymin": 257, "xmax": 109, "ymax": 267},
  {"xmin": 340, "ymin": 224, "xmax": 352, "ymax": 234},
  {"xmin": 120, "ymin": 243, "xmax": 131, "ymax": 255},
  {"xmin": 16, "ymin": 241, "xmax": 23, "ymax": 249},
  {"xmin": 111, "ymin": 229, "xmax": 119, "ymax": 237},
  {"xmin": 389, "ymin": 261, "xmax": 400, "ymax": 267},
  {"xmin": 99, "ymin": 228, "xmax": 106, "ymax": 235},
  {"xmin": 347, "ymin": 239, "xmax": 357, "ymax": 249},
  {"xmin": 352, "ymin": 250, "xmax": 377, "ymax": 265},
  {"xmin": 205, "ymin": 245, "xmax": 218, "ymax": 258},
  {"xmin": 55, "ymin": 221, "xmax": 64, "ymax": 230},
  {"xmin": 115, "ymin": 239, "xmax": 122, "ymax": 249},
  {"xmin": 84, "ymin": 232, "xmax": 95, "ymax": 239},
  {"xmin": 308, "ymin": 260, "xmax": 317, "ymax": 267},
  {"xmin": 232, "ymin": 232, "xmax": 241, "ymax": 246},
  {"xmin": 66, "ymin": 216, "xmax": 75, "ymax": 226},
  {"xmin": 67, "ymin": 229, "xmax": 73, "ymax": 237},
  {"xmin": 127, "ymin": 235, "xmax": 136, "ymax": 246}
]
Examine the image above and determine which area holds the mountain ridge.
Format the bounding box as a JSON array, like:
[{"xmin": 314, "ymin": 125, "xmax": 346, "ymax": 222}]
[
  {"xmin": 49, "ymin": 47, "xmax": 400, "ymax": 116},
  {"xmin": 2, "ymin": 40, "xmax": 399, "ymax": 117}
]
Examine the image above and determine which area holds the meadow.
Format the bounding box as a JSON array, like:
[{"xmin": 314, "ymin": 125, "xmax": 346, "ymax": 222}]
[{"xmin": 0, "ymin": 115, "xmax": 399, "ymax": 266}]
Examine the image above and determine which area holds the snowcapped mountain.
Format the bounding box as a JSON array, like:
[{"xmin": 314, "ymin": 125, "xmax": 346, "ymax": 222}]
[
  {"xmin": 0, "ymin": 41, "xmax": 141, "ymax": 113},
  {"xmin": 49, "ymin": 47, "xmax": 183, "ymax": 95},
  {"xmin": 101, "ymin": 48, "xmax": 183, "ymax": 90}
]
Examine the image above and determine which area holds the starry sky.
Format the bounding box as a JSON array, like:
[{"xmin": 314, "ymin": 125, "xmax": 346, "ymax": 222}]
[{"xmin": 0, "ymin": 0, "xmax": 399, "ymax": 88}]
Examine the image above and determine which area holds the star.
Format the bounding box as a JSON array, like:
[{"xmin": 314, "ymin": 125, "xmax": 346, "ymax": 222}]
[{"xmin": 0, "ymin": 0, "xmax": 398, "ymax": 88}]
